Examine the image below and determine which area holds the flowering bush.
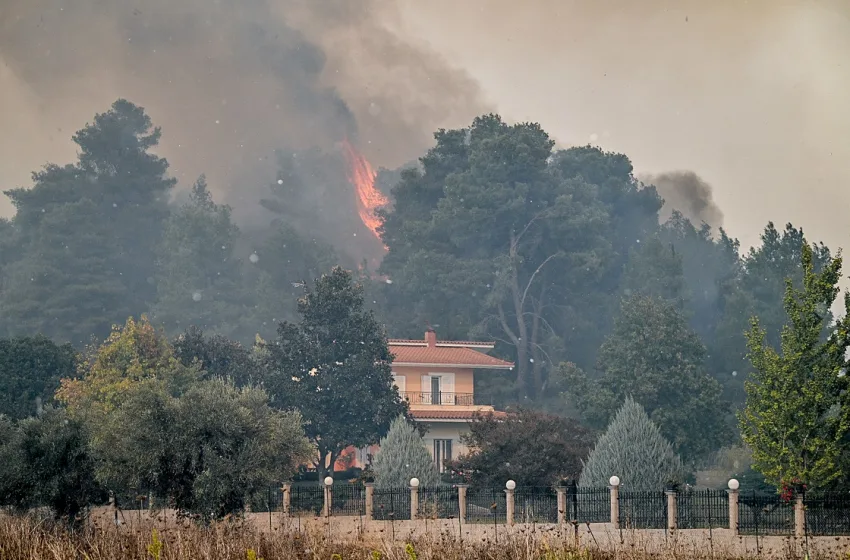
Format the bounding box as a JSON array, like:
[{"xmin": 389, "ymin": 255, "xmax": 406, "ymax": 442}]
[{"xmin": 778, "ymin": 477, "xmax": 806, "ymax": 503}]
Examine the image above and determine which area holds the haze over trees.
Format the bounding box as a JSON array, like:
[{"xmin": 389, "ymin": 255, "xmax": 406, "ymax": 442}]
[{"xmin": 1, "ymin": 98, "xmax": 847, "ymax": 519}]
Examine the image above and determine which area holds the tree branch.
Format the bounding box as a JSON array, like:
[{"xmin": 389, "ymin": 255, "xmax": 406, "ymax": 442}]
[{"xmin": 520, "ymin": 253, "xmax": 560, "ymax": 309}]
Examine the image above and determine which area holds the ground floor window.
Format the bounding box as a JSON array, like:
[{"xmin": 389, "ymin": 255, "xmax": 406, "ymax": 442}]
[{"xmin": 433, "ymin": 439, "xmax": 453, "ymax": 472}]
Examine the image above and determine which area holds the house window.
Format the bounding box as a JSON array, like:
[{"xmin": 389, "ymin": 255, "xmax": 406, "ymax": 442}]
[{"xmin": 433, "ymin": 439, "xmax": 453, "ymax": 472}]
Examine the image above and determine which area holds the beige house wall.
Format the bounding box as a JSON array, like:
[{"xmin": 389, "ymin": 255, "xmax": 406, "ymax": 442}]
[
  {"xmin": 419, "ymin": 421, "xmax": 470, "ymax": 461},
  {"xmin": 390, "ymin": 366, "xmax": 474, "ymax": 394}
]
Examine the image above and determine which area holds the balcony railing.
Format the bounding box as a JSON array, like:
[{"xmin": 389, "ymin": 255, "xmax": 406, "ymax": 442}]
[{"xmin": 401, "ymin": 392, "xmax": 481, "ymax": 406}]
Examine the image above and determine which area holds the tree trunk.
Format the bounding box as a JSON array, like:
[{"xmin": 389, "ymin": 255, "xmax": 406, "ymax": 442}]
[
  {"xmin": 530, "ymin": 287, "xmax": 546, "ymax": 398},
  {"xmin": 316, "ymin": 446, "xmax": 329, "ymax": 482},
  {"xmin": 509, "ymin": 242, "xmax": 531, "ymax": 399}
]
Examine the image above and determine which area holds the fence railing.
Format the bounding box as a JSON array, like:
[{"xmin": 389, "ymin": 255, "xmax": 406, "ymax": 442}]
[
  {"xmin": 514, "ymin": 487, "xmax": 558, "ymax": 524},
  {"xmin": 738, "ymin": 492, "xmax": 794, "ymax": 535},
  {"xmin": 290, "ymin": 485, "xmax": 324, "ymax": 516},
  {"xmin": 804, "ymin": 493, "xmax": 850, "ymax": 536},
  {"xmin": 465, "ymin": 486, "xmax": 506, "ymax": 524},
  {"xmin": 419, "ymin": 485, "xmax": 460, "ymax": 519},
  {"xmin": 373, "ymin": 487, "xmax": 411, "ymax": 521},
  {"xmin": 141, "ymin": 479, "xmax": 850, "ymax": 537},
  {"xmin": 400, "ymin": 392, "xmax": 478, "ymax": 406},
  {"xmin": 331, "ymin": 484, "xmax": 366, "ymax": 517},
  {"xmin": 570, "ymin": 487, "xmax": 611, "ymax": 524},
  {"xmin": 677, "ymin": 489, "xmax": 729, "ymax": 529},
  {"xmin": 619, "ymin": 491, "xmax": 667, "ymax": 529}
]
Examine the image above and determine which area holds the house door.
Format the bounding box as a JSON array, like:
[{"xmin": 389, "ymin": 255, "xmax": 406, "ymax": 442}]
[
  {"xmin": 430, "ymin": 376, "xmax": 441, "ymax": 404},
  {"xmin": 421, "ymin": 373, "xmax": 455, "ymax": 404}
]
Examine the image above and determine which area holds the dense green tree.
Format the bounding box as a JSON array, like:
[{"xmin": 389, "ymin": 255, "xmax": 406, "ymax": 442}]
[
  {"xmin": 0, "ymin": 407, "xmax": 104, "ymax": 522},
  {"xmin": 172, "ymin": 326, "xmax": 256, "ymax": 387},
  {"xmin": 57, "ymin": 316, "xmax": 197, "ymax": 420},
  {"xmin": 93, "ymin": 378, "xmax": 311, "ymax": 519},
  {"xmin": 657, "ymin": 213, "xmax": 743, "ymax": 400},
  {"xmin": 579, "ymin": 397, "xmax": 684, "ymax": 490},
  {"xmin": 263, "ymin": 267, "xmax": 407, "ymax": 479},
  {"xmin": 620, "ymin": 236, "xmax": 686, "ymax": 305},
  {"xmin": 448, "ymin": 409, "xmax": 595, "ymax": 487},
  {"xmin": 0, "ymin": 335, "xmax": 79, "ymax": 419},
  {"xmin": 243, "ymin": 222, "xmax": 338, "ymax": 341},
  {"xmin": 0, "ymin": 100, "xmax": 175, "ymax": 344},
  {"xmin": 561, "ymin": 295, "xmax": 729, "ymax": 461},
  {"xmin": 0, "ymin": 198, "xmax": 133, "ymax": 344},
  {"xmin": 739, "ymin": 244, "xmax": 850, "ymax": 489},
  {"xmin": 379, "ymin": 116, "xmax": 662, "ymax": 400},
  {"xmin": 372, "ymin": 415, "xmax": 440, "ymax": 489},
  {"xmin": 714, "ymin": 223, "xmax": 832, "ymax": 398},
  {"xmin": 151, "ymin": 176, "xmax": 246, "ymax": 338}
]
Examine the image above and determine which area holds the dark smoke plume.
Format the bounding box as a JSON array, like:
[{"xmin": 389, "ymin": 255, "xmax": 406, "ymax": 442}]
[
  {"xmin": 642, "ymin": 171, "xmax": 724, "ymax": 228},
  {"xmin": 0, "ymin": 0, "xmax": 487, "ymax": 230}
]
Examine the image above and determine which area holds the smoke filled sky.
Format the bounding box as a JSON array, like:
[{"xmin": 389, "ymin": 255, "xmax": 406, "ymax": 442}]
[{"xmin": 1, "ymin": 0, "xmax": 848, "ymax": 253}]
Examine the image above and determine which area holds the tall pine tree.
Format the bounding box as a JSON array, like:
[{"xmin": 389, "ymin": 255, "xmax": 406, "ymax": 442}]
[
  {"xmin": 0, "ymin": 100, "xmax": 174, "ymax": 344},
  {"xmin": 152, "ymin": 176, "xmax": 245, "ymax": 338}
]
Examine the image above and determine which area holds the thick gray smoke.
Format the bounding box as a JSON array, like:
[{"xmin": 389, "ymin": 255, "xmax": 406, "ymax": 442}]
[
  {"xmin": 0, "ymin": 0, "xmax": 486, "ymax": 221},
  {"xmin": 641, "ymin": 171, "xmax": 724, "ymax": 228}
]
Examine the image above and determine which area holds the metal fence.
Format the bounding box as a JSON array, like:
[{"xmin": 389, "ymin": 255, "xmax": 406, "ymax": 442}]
[
  {"xmin": 738, "ymin": 492, "xmax": 794, "ymax": 535},
  {"xmin": 570, "ymin": 487, "xmax": 611, "ymax": 523},
  {"xmin": 111, "ymin": 480, "xmax": 850, "ymax": 537},
  {"xmin": 677, "ymin": 489, "xmax": 729, "ymax": 529},
  {"xmin": 419, "ymin": 485, "xmax": 460, "ymax": 519},
  {"xmin": 515, "ymin": 487, "xmax": 558, "ymax": 523},
  {"xmin": 331, "ymin": 484, "xmax": 366, "ymax": 516},
  {"xmin": 465, "ymin": 487, "xmax": 507, "ymax": 524},
  {"xmin": 805, "ymin": 493, "xmax": 850, "ymax": 536},
  {"xmin": 373, "ymin": 487, "xmax": 411, "ymax": 520},
  {"xmin": 290, "ymin": 485, "xmax": 324, "ymax": 516},
  {"xmin": 619, "ymin": 491, "xmax": 667, "ymax": 529}
]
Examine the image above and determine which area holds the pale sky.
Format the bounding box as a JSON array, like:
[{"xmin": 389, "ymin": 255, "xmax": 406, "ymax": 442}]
[{"xmin": 391, "ymin": 0, "xmax": 850, "ymax": 252}]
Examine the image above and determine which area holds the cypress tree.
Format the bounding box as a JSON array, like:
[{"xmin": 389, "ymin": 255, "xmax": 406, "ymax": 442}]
[
  {"xmin": 373, "ymin": 416, "xmax": 440, "ymax": 489},
  {"xmin": 579, "ymin": 397, "xmax": 684, "ymax": 490}
]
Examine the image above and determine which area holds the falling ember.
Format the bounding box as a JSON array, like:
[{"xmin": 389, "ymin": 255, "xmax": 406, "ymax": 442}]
[{"xmin": 342, "ymin": 139, "xmax": 389, "ymax": 248}]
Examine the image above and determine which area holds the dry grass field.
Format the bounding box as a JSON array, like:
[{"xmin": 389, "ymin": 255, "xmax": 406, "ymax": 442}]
[{"xmin": 1, "ymin": 513, "xmax": 840, "ymax": 560}]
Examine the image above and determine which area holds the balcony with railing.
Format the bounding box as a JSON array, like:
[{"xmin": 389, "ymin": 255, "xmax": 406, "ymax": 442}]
[{"xmin": 401, "ymin": 391, "xmax": 487, "ymax": 406}]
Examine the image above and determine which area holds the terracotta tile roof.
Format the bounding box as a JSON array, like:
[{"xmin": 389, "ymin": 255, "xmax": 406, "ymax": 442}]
[
  {"xmin": 409, "ymin": 409, "xmax": 508, "ymax": 420},
  {"xmin": 389, "ymin": 344, "xmax": 514, "ymax": 369}
]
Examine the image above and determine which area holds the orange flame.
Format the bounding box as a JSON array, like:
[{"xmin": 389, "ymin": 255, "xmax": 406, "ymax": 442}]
[{"xmin": 342, "ymin": 139, "xmax": 389, "ymax": 248}]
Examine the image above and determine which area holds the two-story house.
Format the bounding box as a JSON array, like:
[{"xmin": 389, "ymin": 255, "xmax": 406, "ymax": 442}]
[
  {"xmin": 333, "ymin": 329, "xmax": 513, "ymax": 473},
  {"xmin": 388, "ymin": 328, "xmax": 513, "ymax": 471}
]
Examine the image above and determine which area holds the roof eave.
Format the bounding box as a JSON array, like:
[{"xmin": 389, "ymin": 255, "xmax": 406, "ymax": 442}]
[
  {"xmin": 388, "ymin": 341, "xmax": 495, "ymax": 349},
  {"xmin": 392, "ymin": 361, "xmax": 514, "ymax": 370}
]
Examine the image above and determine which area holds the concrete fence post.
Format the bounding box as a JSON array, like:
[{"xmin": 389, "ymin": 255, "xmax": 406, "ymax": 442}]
[
  {"xmin": 794, "ymin": 493, "xmax": 805, "ymax": 538},
  {"xmin": 556, "ymin": 486, "xmax": 567, "ymax": 524},
  {"xmin": 282, "ymin": 483, "xmax": 291, "ymax": 517},
  {"xmin": 410, "ymin": 482, "xmax": 420, "ymax": 520},
  {"xmin": 727, "ymin": 479, "xmax": 740, "ymax": 535},
  {"xmin": 457, "ymin": 484, "xmax": 468, "ymax": 523},
  {"xmin": 364, "ymin": 483, "xmax": 374, "ymax": 521},
  {"xmin": 609, "ymin": 476, "xmax": 620, "ymax": 529},
  {"xmin": 323, "ymin": 477, "xmax": 333, "ymax": 518},
  {"xmin": 505, "ymin": 480, "xmax": 516, "ymax": 526},
  {"xmin": 665, "ymin": 488, "xmax": 678, "ymax": 531}
]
